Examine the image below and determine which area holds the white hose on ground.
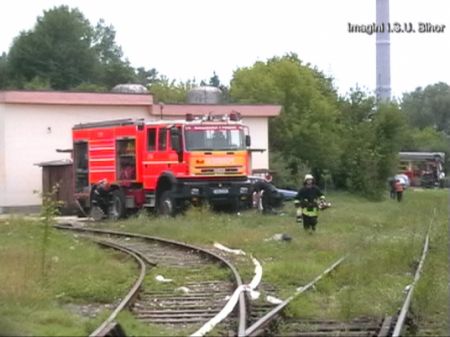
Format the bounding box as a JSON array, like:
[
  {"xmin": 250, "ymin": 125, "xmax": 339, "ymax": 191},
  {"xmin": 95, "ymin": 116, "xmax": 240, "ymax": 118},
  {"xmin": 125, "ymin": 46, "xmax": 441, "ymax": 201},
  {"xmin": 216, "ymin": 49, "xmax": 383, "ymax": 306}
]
[
  {"xmin": 190, "ymin": 243, "xmax": 264, "ymax": 337},
  {"xmin": 213, "ymin": 242, "xmax": 246, "ymax": 255},
  {"xmin": 190, "ymin": 284, "xmax": 247, "ymax": 337}
]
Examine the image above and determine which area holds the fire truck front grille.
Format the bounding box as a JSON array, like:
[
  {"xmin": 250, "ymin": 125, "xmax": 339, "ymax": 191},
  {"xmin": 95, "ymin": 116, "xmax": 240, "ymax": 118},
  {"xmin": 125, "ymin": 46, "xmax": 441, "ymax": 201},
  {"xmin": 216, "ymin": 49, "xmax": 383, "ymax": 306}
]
[{"xmin": 196, "ymin": 166, "xmax": 243, "ymax": 176}]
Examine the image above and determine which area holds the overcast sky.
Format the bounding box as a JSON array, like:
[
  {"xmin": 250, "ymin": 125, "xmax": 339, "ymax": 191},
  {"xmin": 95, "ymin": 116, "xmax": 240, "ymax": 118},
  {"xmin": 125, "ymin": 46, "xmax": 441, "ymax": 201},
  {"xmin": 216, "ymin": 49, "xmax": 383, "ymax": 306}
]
[{"xmin": 1, "ymin": 0, "xmax": 449, "ymax": 99}]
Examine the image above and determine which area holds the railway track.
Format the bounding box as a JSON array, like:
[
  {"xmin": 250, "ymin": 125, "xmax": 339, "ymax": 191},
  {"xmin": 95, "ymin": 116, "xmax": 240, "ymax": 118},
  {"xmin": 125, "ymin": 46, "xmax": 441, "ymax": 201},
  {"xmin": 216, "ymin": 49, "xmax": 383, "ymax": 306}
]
[
  {"xmin": 242, "ymin": 222, "xmax": 433, "ymax": 337},
  {"xmin": 55, "ymin": 214, "xmax": 435, "ymax": 337},
  {"xmin": 55, "ymin": 223, "xmax": 247, "ymax": 337}
]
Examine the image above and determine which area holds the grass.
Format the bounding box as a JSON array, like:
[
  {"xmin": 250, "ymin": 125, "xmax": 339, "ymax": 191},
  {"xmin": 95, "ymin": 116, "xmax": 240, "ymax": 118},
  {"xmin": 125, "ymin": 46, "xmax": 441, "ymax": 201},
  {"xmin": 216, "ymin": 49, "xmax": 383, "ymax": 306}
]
[
  {"xmin": 0, "ymin": 217, "xmax": 138, "ymax": 336},
  {"xmin": 1, "ymin": 189, "xmax": 447, "ymax": 336},
  {"xmin": 410, "ymin": 195, "xmax": 449, "ymax": 336},
  {"xmin": 100, "ymin": 189, "xmax": 447, "ymax": 334}
]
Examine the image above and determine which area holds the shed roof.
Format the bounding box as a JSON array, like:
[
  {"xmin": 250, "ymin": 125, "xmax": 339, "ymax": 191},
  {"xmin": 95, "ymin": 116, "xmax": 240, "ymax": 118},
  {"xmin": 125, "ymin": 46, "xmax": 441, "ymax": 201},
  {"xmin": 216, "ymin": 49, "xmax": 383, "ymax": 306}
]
[{"xmin": 35, "ymin": 159, "xmax": 73, "ymax": 167}]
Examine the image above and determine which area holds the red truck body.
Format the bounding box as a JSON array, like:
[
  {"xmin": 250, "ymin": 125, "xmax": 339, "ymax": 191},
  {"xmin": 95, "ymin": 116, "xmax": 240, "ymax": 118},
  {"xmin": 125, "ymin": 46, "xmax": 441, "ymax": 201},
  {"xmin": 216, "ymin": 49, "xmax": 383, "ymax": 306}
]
[{"xmin": 72, "ymin": 115, "xmax": 253, "ymax": 217}]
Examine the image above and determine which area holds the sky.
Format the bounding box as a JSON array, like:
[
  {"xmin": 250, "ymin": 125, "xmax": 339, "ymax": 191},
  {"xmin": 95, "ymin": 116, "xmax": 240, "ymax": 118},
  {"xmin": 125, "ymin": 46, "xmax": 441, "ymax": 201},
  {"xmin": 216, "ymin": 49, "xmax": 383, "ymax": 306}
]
[{"xmin": 1, "ymin": 0, "xmax": 449, "ymax": 99}]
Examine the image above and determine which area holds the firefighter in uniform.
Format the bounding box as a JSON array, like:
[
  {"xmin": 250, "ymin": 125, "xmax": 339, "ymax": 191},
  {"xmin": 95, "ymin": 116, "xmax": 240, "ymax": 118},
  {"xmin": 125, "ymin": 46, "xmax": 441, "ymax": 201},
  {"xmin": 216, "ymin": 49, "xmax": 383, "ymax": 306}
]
[
  {"xmin": 252, "ymin": 174, "xmax": 283, "ymax": 214},
  {"xmin": 294, "ymin": 174, "xmax": 327, "ymax": 233},
  {"xmin": 91, "ymin": 179, "xmax": 112, "ymax": 217}
]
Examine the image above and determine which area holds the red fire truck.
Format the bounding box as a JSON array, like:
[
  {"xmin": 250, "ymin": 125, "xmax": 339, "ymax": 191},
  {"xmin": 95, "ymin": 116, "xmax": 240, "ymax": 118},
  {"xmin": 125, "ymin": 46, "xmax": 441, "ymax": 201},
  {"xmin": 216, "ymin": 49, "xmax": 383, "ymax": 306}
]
[
  {"xmin": 398, "ymin": 151, "xmax": 445, "ymax": 187},
  {"xmin": 72, "ymin": 113, "xmax": 253, "ymax": 219}
]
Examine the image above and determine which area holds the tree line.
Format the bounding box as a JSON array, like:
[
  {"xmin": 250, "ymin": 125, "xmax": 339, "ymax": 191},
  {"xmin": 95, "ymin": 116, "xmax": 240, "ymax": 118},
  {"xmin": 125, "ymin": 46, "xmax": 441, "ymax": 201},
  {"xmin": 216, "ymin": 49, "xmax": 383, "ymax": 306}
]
[{"xmin": 0, "ymin": 6, "xmax": 448, "ymax": 199}]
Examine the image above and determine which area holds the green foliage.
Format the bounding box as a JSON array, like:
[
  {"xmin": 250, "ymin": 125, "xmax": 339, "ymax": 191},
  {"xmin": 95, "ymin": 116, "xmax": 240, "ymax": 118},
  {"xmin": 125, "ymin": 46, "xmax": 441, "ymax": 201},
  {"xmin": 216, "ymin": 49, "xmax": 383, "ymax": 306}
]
[
  {"xmin": 336, "ymin": 92, "xmax": 406, "ymax": 199},
  {"xmin": 208, "ymin": 71, "xmax": 220, "ymax": 88},
  {"xmin": 33, "ymin": 184, "xmax": 64, "ymax": 283},
  {"xmin": 23, "ymin": 76, "xmax": 51, "ymax": 90},
  {"xmin": 269, "ymin": 151, "xmax": 308, "ymax": 189},
  {"xmin": 230, "ymin": 53, "xmax": 342, "ymax": 185},
  {"xmin": 0, "ymin": 191, "xmax": 447, "ymax": 335},
  {"xmin": 8, "ymin": 6, "xmax": 96, "ymax": 90},
  {"xmin": 5, "ymin": 6, "xmax": 137, "ymax": 90},
  {"xmin": 0, "ymin": 218, "xmax": 137, "ymax": 336},
  {"xmin": 208, "ymin": 71, "xmax": 230, "ymax": 102},
  {"xmin": 400, "ymin": 82, "xmax": 450, "ymax": 171},
  {"xmin": 413, "ymin": 209, "xmax": 449, "ymax": 336},
  {"xmin": 402, "ymin": 82, "xmax": 450, "ymax": 134},
  {"xmin": 0, "ymin": 52, "xmax": 8, "ymax": 89},
  {"xmin": 73, "ymin": 82, "xmax": 108, "ymax": 92},
  {"xmin": 149, "ymin": 76, "xmax": 197, "ymax": 103},
  {"xmin": 230, "ymin": 55, "xmax": 407, "ymax": 198},
  {"xmin": 103, "ymin": 190, "xmax": 447, "ymax": 325},
  {"xmin": 402, "ymin": 127, "xmax": 450, "ymax": 171},
  {"xmin": 134, "ymin": 67, "xmax": 158, "ymax": 86}
]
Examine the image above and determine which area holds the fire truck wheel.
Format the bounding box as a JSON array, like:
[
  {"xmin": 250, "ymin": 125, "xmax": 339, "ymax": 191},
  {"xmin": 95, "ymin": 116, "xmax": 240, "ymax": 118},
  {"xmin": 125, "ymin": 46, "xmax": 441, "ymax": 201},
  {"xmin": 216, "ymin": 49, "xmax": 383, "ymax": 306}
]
[
  {"xmin": 109, "ymin": 189, "xmax": 126, "ymax": 220},
  {"xmin": 158, "ymin": 190, "xmax": 175, "ymax": 216}
]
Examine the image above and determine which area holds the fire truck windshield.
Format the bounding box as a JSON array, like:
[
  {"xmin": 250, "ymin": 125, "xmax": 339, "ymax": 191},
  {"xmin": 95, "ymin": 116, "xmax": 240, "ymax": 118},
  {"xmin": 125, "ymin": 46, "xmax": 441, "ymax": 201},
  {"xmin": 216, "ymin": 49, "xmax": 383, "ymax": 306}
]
[{"xmin": 185, "ymin": 125, "xmax": 246, "ymax": 151}]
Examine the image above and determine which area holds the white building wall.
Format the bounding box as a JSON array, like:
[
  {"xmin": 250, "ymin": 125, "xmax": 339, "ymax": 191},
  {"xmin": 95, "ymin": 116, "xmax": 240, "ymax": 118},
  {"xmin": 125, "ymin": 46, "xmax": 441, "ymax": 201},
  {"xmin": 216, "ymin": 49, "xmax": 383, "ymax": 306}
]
[
  {"xmin": 242, "ymin": 117, "xmax": 269, "ymax": 171},
  {"xmin": 0, "ymin": 104, "xmax": 5, "ymax": 211},
  {"xmin": 2, "ymin": 104, "xmax": 149, "ymax": 208}
]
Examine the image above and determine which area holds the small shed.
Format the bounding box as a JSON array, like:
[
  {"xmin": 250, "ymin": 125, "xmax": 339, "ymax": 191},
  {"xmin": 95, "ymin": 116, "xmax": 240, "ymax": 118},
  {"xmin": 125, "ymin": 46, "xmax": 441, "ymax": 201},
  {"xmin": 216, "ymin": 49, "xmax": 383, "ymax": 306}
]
[{"xmin": 36, "ymin": 159, "xmax": 76, "ymax": 214}]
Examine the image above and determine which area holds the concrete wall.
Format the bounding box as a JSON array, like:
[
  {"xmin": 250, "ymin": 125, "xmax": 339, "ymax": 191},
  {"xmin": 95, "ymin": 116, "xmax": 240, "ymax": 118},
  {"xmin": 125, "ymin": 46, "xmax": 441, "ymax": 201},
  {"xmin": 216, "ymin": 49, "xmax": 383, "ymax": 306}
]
[
  {"xmin": 242, "ymin": 117, "xmax": 269, "ymax": 171},
  {"xmin": 2, "ymin": 104, "xmax": 149, "ymax": 208}
]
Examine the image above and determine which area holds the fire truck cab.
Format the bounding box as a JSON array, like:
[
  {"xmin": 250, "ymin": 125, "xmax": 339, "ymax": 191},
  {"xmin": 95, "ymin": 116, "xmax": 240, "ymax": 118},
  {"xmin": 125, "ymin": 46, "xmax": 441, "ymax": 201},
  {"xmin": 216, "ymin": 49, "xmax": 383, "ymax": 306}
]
[{"xmin": 72, "ymin": 113, "xmax": 253, "ymax": 219}]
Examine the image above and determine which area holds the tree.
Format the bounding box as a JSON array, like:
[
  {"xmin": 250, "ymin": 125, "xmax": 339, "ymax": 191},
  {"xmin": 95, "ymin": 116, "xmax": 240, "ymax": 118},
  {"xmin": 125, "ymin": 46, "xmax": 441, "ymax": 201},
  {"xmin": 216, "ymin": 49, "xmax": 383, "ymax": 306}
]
[
  {"xmin": 401, "ymin": 82, "xmax": 450, "ymax": 134},
  {"xmin": 149, "ymin": 76, "xmax": 197, "ymax": 103},
  {"xmin": 0, "ymin": 52, "xmax": 8, "ymax": 88},
  {"xmin": 208, "ymin": 71, "xmax": 230, "ymax": 102},
  {"xmin": 8, "ymin": 6, "xmax": 96, "ymax": 89},
  {"xmin": 402, "ymin": 127, "xmax": 450, "ymax": 170},
  {"xmin": 135, "ymin": 67, "xmax": 158, "ymax": 86},
  {"xmin": 337, "ymin": 90, "xmax": 406, "ymax": 199},
  {"xmin": 230, "ymin": 53, "xmax": 342, "ymax": 185},
  {"xmin": 209, "ymin": 71, "xmax": 220, "ymax": 87},
  {"xmin": 6, "ymin": 6, "xmax": 138, "ymax": 90},
  {"xmin": 91, "ymin": 19, "xmax": 136, "ymax": 88},
  {"xmin": 401, "ymin": 83, "xmax": 450, "ymax": 170}
]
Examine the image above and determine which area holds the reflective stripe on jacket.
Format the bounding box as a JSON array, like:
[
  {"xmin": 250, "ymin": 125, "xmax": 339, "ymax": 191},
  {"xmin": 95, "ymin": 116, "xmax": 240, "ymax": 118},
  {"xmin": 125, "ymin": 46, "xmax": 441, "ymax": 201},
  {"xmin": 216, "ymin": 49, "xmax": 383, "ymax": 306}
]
[{"xmin": 302, "ymin": 206, "xmax": 318, "ymax": 217}]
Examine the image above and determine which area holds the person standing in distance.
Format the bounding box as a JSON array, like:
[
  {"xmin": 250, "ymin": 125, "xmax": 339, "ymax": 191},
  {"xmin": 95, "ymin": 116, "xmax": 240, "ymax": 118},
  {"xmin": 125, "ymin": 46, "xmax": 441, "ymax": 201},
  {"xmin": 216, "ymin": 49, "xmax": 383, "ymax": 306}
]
[
  {"xmin": 394, "ymin": 179, "xmax": 404, "ymax": 202},
  {"xmin": 294, "ymin": 174, "xmax": 326, "ymax": 233}
]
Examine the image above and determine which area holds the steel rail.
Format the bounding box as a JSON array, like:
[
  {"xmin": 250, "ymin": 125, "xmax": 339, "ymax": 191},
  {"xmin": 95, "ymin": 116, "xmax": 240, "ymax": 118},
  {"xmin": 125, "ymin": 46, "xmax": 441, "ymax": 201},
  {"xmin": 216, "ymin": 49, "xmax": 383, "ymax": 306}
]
[
  {"xmin": 244, "ymin": 255, "xmax": 347, "ymax": 337},
  {"xmin": 54, "ymin": 223, "xmax": 247, "ymax": 336},
  {"xmin": 392, "ymin": 222, "xmax": 432, "ymax": 337},
  {"xmin": 88, "ymin": 239, "xmax": 147, "ymax": 337}
]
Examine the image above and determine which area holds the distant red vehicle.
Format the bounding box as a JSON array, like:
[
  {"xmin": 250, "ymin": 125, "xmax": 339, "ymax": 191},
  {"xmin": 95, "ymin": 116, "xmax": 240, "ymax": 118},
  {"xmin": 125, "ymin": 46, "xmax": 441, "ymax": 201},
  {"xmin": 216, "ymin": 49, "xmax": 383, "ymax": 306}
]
[
  {"xmin": 398, "ymin": 152, "xmax": 445, "ymax": 187},
  {"xmin": 72, "ymin": 113, "xmax": 253, "ymax": 219}
]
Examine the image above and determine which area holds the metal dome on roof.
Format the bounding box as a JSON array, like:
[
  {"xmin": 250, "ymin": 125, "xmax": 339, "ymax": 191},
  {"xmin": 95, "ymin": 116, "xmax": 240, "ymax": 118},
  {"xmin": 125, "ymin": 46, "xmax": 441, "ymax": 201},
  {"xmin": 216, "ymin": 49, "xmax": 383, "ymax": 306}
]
[
  {"xmin": 187, "ymin": 86, "xmax": 222, "ymax": 104},
  {"xmin": 111, "ymin": 84, "xmax": 149, "ymax": 94}
]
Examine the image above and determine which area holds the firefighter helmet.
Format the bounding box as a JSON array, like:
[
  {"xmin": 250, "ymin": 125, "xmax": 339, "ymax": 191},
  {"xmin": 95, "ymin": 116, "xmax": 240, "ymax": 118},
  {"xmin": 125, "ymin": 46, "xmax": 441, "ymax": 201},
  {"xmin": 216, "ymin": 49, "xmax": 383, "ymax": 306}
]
[{"xmin": 304, "ymin": 174, "xmax": 314, "ymax": 182}]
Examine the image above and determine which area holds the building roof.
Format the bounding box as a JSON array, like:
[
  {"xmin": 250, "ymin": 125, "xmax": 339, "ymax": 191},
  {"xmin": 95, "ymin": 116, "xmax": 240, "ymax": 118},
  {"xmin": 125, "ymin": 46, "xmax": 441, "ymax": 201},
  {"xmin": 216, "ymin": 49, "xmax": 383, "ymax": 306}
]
[
  {"xmin": 0, "ymin": 90, "xmax": 153, "ymax": 106},
  {"xmin": 0, "ymin": 91, "xmax": 282, "ymax": 117},
  {"xmin": 151, "ymin": 104, "xmax": 281, "ymax": 117}
]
